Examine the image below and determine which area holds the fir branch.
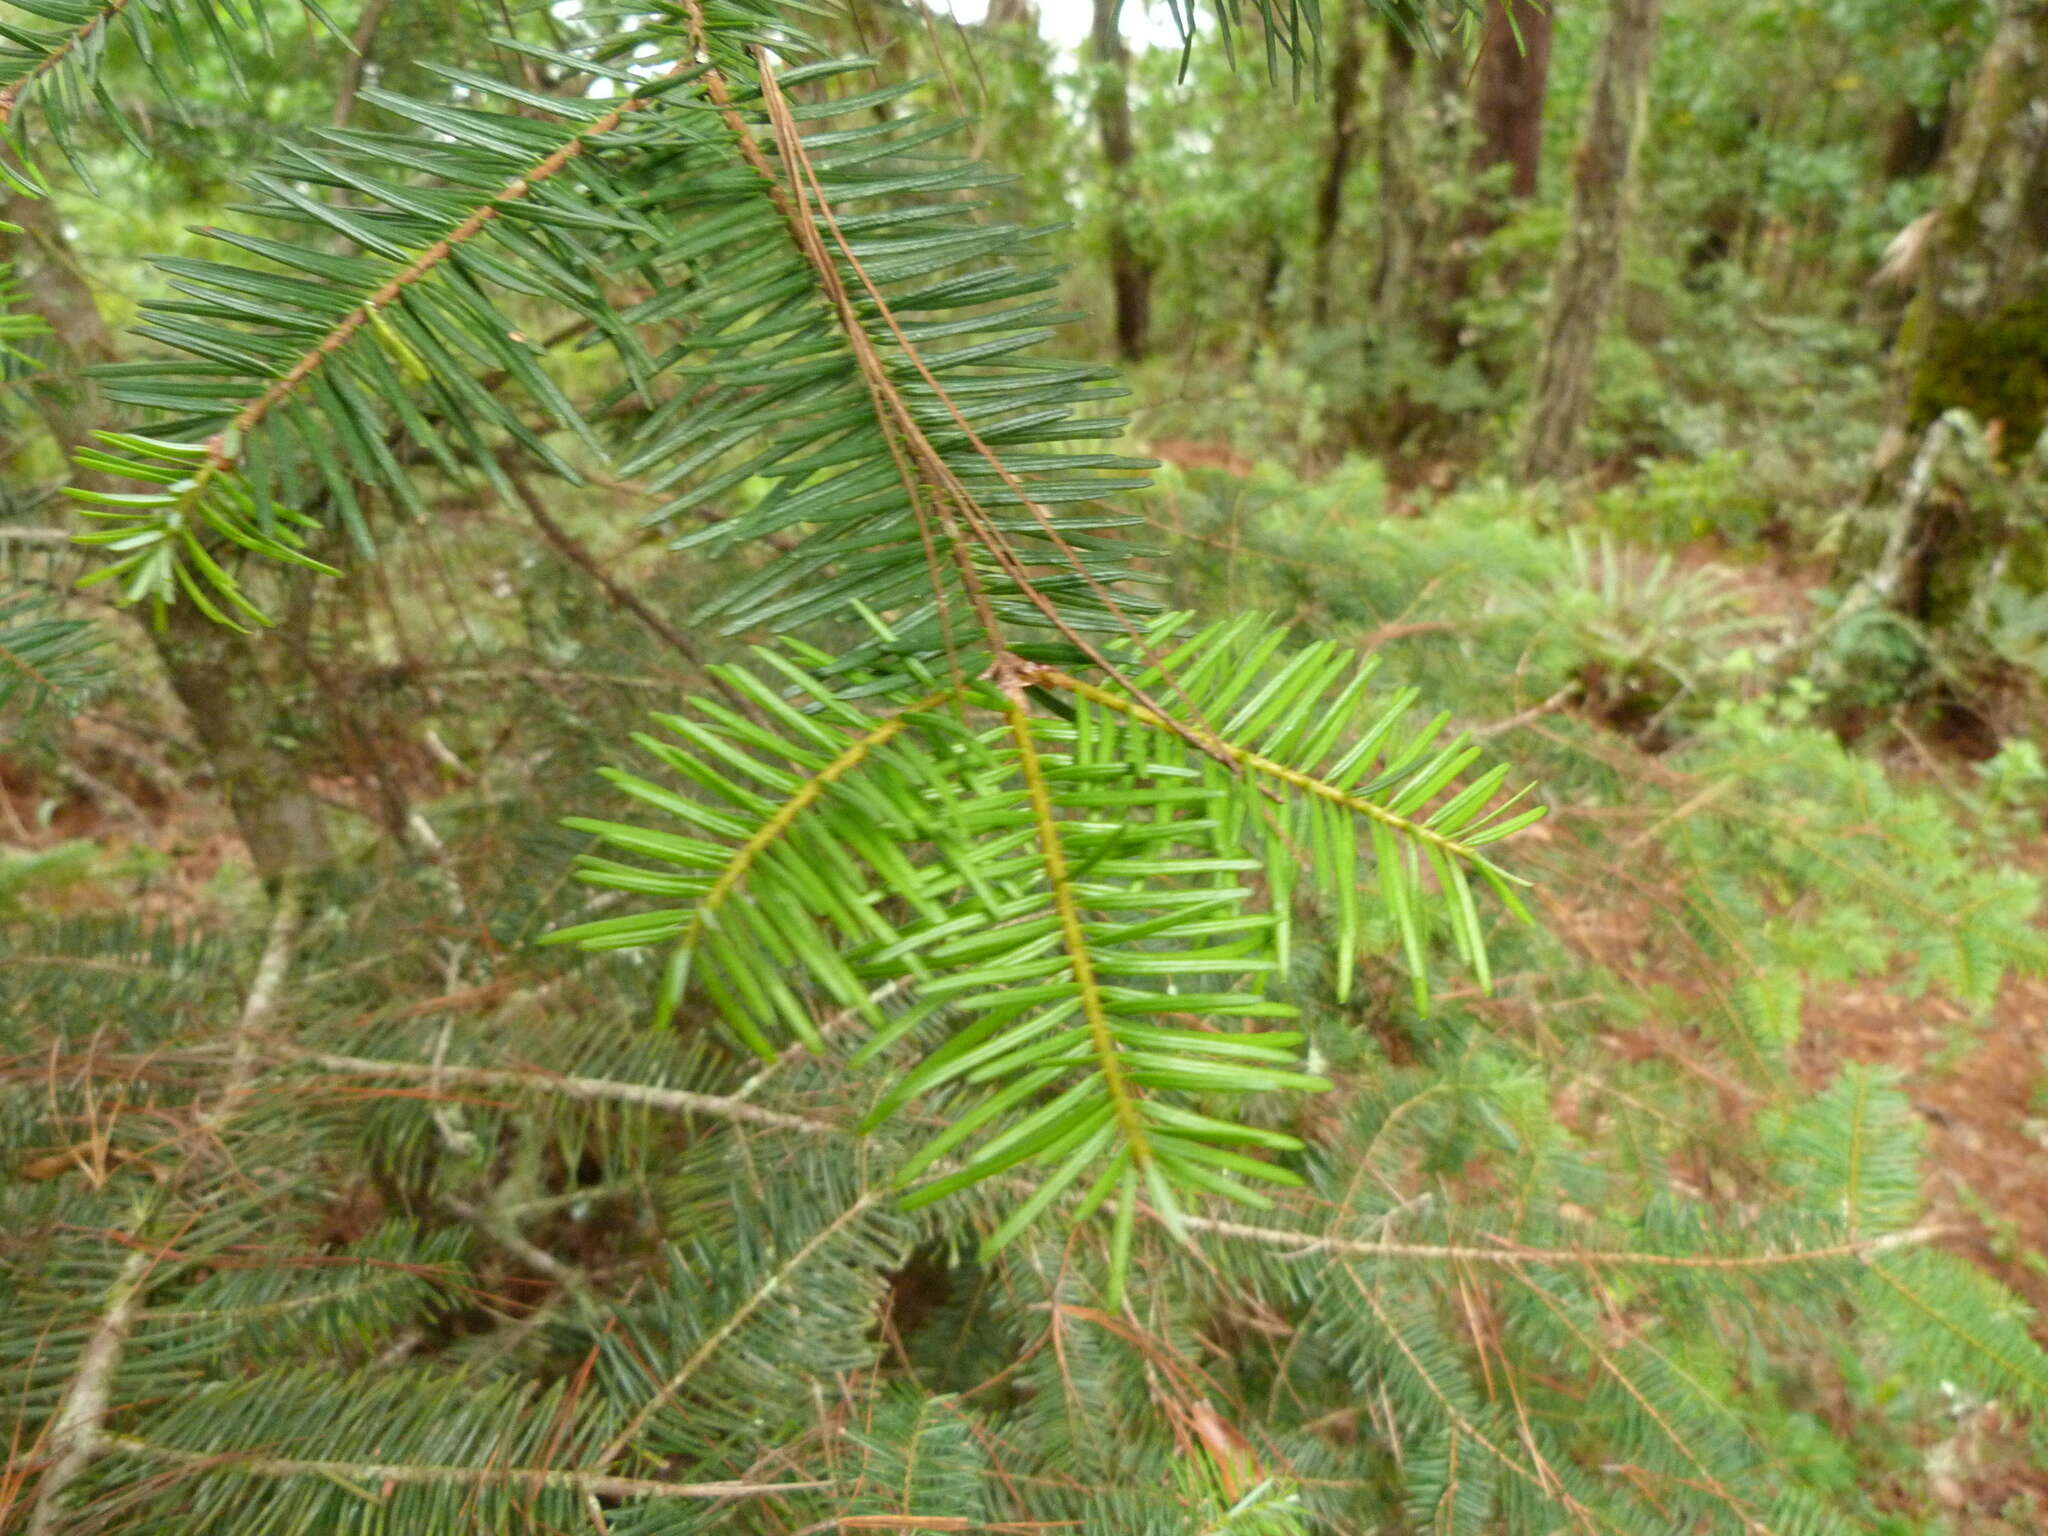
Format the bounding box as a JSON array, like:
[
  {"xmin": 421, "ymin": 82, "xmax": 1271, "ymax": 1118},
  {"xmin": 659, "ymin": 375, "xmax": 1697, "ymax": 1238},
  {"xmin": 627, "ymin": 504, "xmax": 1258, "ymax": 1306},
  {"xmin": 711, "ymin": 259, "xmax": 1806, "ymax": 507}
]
[
  {"xmin": 1340, "ymin": 1268, "xmax": 1584, "ymax": 1523},
  {"xmin": 1037, "ymin": 665, "xmax": 1500, "ymax": 867},
  {"xmin": 1002, "ymin": 693, "xmax": 1152, "ymax": 1168},
  {"xmin": 166, "ymin": 54, "xmax": 697, "ymax": 498},
  {"xmin": 595, "ymin": 1187, "xmax": 886, "ymax": 1468},
  {"xmin": 0, "ymin": 0, "xmax": 135, "ymax": 129}
]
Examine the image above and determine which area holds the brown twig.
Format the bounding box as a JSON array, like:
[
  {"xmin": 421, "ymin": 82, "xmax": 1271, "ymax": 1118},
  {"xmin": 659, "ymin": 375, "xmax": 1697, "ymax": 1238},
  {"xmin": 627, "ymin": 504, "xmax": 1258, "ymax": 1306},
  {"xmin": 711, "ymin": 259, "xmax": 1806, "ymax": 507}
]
[
  {"xmin": 260, "ymin": 1043, "xmax": 834, "ymax": 1135},
  {"xmin": 92, "ymin": 1435, "xmax": 827, "ymax": 1502},
  {"xmin": 501, "ymin": 459, "xmax": 704, "ymax": 666}
]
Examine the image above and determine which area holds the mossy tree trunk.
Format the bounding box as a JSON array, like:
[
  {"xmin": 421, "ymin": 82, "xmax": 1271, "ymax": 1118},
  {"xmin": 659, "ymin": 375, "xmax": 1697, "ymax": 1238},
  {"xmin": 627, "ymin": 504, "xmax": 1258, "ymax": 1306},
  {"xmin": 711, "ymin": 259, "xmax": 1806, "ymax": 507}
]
[
  {"xmin": 1867, "ymin": 0, "xmax": 2048, "ymax": 623},
  {"xmin": 1891, "ymin": 0, "xmax": 2048, "ymax": 455},
  {"xmin": 1091, "ymin": 0, "xmax": 1151, "ymax": 362},
  {"xmin": 1310, "ymin": 0, "xmax": 1369, "ymax": 327},
  {"xmin": 3, "ymin": 183, "xmax": 335, "ymax": 883},
  {"xmin": 1516, "ymin": 0, "xmax": 1662, "ymax": 482}
]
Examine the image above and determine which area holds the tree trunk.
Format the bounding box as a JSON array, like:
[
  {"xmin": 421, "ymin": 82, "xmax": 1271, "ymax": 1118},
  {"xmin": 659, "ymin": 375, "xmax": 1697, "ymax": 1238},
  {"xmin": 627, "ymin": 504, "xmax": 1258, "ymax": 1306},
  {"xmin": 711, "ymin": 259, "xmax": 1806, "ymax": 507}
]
[
  {"xmin": 1516, "ymin": 0, "xmax": 1662, "ymax": 482},
  {"xmin": 150, "ymin": 599, "xmax": 337, "ymax": 880},
  {"xmin": 1370, "ymin": 20, "xmax": 1421, "ymax": 326},
  {"xmin": 1091, "ymin": 0, "xmax": 1151, "ymax": 362},
  {"xmin": 1869, "ymin": 0, "xmax": 2048, "ymax": 622},
  {"xmin": 1471, "ymin": 0, "xmax": 1556, "ymax": 211},
  {"xmin": 1890, "ymin": 0, "xmax": 2048, "ymax": 454},
  {"xmin": 3, "ymin": 182, "xmax": 334, "ymax": 882},
  {"xmin": 1310, "ymin": 0, "xmax": 1369, "ymax": 326}
]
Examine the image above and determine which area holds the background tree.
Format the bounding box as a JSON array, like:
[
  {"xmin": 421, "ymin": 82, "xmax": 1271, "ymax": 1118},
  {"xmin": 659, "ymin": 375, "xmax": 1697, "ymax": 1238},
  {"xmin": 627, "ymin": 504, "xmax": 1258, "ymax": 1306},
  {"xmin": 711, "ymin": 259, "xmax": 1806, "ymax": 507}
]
[
  {"xmin": 1471, "ymin": 0, "xmax": 1557, "ymax": 213},
  {"xmin": 1091, "ymin": 0, "xmax": 1152, "ymax": 360},
  {"xmin": 1311, "ymin": 0, "xmax": 1370, "ymax": 326},
  {"xmin": 1867, "ymin": 0, "xmax": 2048, "ymax": 618},
  {"xmin": 1517, "ymin": 0, "xmax": 1662, "ymax": 480}
]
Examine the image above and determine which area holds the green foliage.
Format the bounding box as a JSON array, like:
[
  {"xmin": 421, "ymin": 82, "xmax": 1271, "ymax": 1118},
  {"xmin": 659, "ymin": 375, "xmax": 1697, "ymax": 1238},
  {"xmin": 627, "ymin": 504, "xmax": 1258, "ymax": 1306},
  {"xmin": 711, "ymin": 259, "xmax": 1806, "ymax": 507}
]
[
  {"xmin": 0, "ymin": 588, "xmax": 106, "ymax": 720},
  {"xmin": 1592, "ymin": 448, "xmax": 1775, "ymax": 546},
  {"xmin": 8, "ymin": 1, "xmax": 2048, "ymax": 1533},
  {"xmin": 546, "ymin": 615, "xmax": 1539, "ymax": 1262}
]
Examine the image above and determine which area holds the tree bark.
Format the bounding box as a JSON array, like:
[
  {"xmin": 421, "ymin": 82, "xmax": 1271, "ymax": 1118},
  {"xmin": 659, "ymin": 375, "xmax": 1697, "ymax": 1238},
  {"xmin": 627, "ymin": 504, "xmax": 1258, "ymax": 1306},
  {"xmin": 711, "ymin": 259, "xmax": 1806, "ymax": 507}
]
[
  {"xmin": 3, "ymin": 181, "xmax": 334, "ymax": 881},
  {"xmin": 1370, "ymin": 19, "xmax": 1421, "ymax": 327},
  {"xmin": 1471, "ymin": 0, "xmax": 1556, "ymax": 210},
  {"xmin": 1889, "ymin": 0, "xmax": 2048, "ymax": 454},
  {"xmin": 1516, "ymin": 0, "xmax": 1662, "ymax": 482},
  {"xmin": 1866, "ymin": 0, "xmax": 2048, "ymax": 622},
  {"xmin": 1091, "ymin": 0, "xmax": 1151, "ymax": 362},
  {"xmin": 1310, "ymin": 0, "xmax": 1369, "ymax": 326}
]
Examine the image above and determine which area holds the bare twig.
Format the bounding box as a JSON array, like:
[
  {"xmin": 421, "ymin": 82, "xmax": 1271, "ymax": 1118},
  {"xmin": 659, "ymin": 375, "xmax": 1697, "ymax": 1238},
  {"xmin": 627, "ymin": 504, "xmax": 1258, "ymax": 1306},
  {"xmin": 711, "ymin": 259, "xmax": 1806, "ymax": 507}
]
[
  {"xmin": 92, "ymin": 1435, "xmax": 826, "ymax": 1501},
  {"xmin": 1173, "ymin": 1211, "xmax": 1954, "ymax": 1271},
  {"xmin": 1470, "ymin": 685, "xmax": 1576, "ymax": 742},
  {"xmin": 260, "ymin": 1044, "xmax": 835, "ymax": 1135},
  {"xmin": 27, "ymin": 876, "xmax": 306, "ymax": 1532},
  {"xmin": 208, "ymin": 871, "xmax": 307, "ymax": 1123},
  {"xmin": 502, "ymin": 461, "xmax": 704, "ymax": 667},
  {"xmin": 25, "ymin": 1249, "xmax": 151, "ymax": 1536}
]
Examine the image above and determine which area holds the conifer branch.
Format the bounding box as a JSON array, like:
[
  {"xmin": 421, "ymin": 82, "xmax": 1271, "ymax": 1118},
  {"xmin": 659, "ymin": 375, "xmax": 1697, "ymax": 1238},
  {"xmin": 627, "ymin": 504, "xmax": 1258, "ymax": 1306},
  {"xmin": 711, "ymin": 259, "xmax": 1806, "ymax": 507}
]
[
  {"xmin": 0, "ymin": 0, "xmax": 134, "ymax": 128},
  {"xmin": 596, "ymin": 1188, "xmax": 885, "ymax": 1468},
  {"xmin": 1036, "ymin": 666, "xmax": 1502, "ymax": 867},
  {"xmin": 110, "ymin": 50, "xmax": 700, "ymax": 559},
  {"xmin": 1341, "ymin": 1268, "xmax": 1582, "ymax": 1518},
  {"xmin": 1002, "ymin": 695, "xmax": 1151, "ymax": 1165}
]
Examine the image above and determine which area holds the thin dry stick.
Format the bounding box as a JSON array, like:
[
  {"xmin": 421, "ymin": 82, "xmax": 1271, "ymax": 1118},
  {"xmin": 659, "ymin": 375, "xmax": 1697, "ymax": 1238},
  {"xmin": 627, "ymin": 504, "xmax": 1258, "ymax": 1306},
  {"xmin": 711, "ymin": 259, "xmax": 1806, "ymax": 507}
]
[
  {"xmin": 261, "ymin": 1045, "xmax": 835, "ymax": 1135},
  {"xmin": 27, "ymin": 875, "xmax": 306, "ymax": 1533},
  {"xmin": 25, "ymin": 1249, "xmax": 150, "ymax": 1536},
  {"xmin": 92, "ymin": 1436, "xmax": 827, "ymax": 1502},
  {"xmin": 502, "ymin": 460, "xmax": 705, "ymax": 667},
  {"xmin": 209, "ymin": 871, "xmax": 307, "ymax": 1123},
  {"xmin": 1174, "ymin": 1211, "xmax": 1951, "ymax": 1271}
]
